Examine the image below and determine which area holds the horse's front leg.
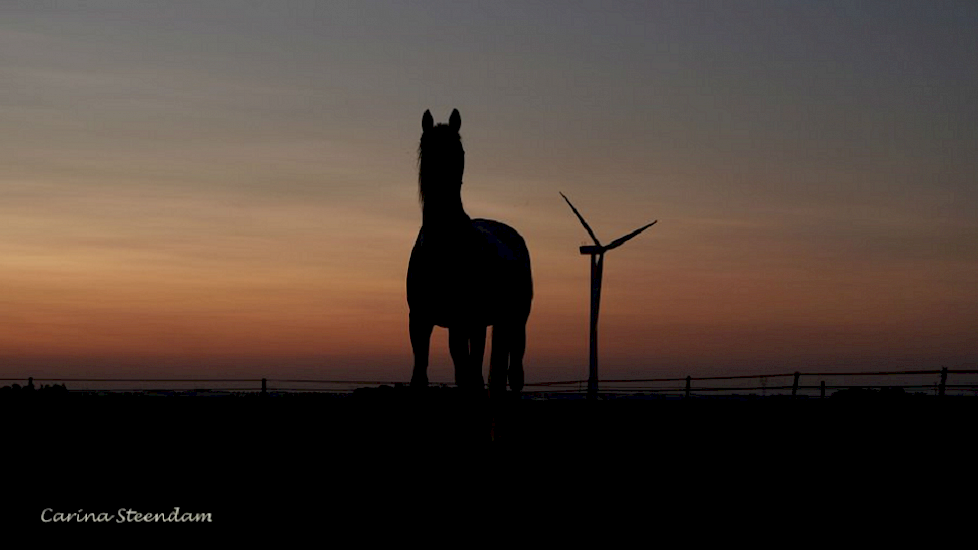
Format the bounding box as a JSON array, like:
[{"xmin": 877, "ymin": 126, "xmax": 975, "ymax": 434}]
[{"xmin": 410, "ymin": 314, "xmax": 433, "ymax": 388}]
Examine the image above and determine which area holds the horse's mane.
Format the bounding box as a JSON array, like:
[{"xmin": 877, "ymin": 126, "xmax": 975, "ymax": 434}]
[{"xmin": 417, "ymin": 123, "xmax": 465, "ymax": 207}]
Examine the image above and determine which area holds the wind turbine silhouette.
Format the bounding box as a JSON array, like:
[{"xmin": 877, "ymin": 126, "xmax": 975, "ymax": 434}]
[{"xmin": 561, "ymin": 192, "xmax": 657, "ymax": 400}]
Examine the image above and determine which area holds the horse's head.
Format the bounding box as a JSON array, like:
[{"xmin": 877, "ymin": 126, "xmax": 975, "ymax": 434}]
[{"xmin": 418, "ymin": 109, "xmax": 465, "ymax": 207}]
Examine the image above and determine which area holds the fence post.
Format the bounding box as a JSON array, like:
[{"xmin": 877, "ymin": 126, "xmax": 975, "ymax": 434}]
[
  {"xmin": 939, "ymin": 367, "xmax": 947, "ymax": 397},
  {"xmin": 261, "ymin": 378, "xmax": 267, "ymax": 396},
  {"xmin": 685, "ymin": 376, "xmax": 691, "ymax": 399},
  {"xmin": 820, "ymin": 380, "xmax": 825, "ymax": 399},
  {"xmin": 792, "ymin": 372, "xmax": 800, "ymax": 397}
]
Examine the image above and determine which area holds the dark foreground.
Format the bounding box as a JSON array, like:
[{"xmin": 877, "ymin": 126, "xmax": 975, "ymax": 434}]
[{"xmin": 6, "ymin": 389, "xmax": 973, "ymax": 535}]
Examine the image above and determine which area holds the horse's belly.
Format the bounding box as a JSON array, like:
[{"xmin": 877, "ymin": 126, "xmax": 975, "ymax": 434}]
[{"xmin": 409, "ymin": 279, "xmax": 494, "ymax": 327}]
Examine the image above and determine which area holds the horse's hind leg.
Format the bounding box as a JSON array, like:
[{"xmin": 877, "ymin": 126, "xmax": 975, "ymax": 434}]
[
  {"xmin": 488, "ymin": 325, "xmax": 509, "ymax": 399},
  {"xmin": 508, "ymin": 323, "xmax": 526, "ymax": 396},
  {"xmin": 449, "ymin": 327, "xmax": 470, "ymax": 389},
  {"xmin": 451, "ymin": 326, "xmax": 487, "ymax": 392},
  {"xmin": 410, "ymin": 314, "xmax": 433, "ymax": 388}
]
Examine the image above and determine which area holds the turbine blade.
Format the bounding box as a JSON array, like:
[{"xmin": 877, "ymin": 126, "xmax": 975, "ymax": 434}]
[
  {"xmin": 604, "ymin": 220, "xmax": 657, "ymax": 251},
  {"xmin": 560, "ymin": 192, "xmax": 602, "ymax": 247}
]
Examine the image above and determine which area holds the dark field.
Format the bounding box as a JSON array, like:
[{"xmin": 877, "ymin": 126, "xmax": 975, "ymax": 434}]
[{"xmin": 7, "ymin": 389, "xmax": 973, "ymax": 533}]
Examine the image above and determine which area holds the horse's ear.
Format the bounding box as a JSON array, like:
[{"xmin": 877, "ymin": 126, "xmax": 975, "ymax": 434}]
[
  {"xmin": 449, "ymin": 109, "xmax": 461, "ymax": 132},
  {"xmin": 422, "ymin": 110, "xmax": 433, "ymax": 132}
]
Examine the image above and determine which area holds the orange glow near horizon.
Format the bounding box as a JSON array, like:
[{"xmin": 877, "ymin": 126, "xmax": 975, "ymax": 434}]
[{"xmin": 2, "ymin": 178, "xmax": 974, "ymax": 383}]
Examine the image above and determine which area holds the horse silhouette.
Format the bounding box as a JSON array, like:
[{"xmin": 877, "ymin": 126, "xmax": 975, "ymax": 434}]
[{"xmin": 407, "ymin": 109, "xmax": 533, "ymax": 398}]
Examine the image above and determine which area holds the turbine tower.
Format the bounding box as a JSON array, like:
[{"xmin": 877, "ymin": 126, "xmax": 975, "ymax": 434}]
[{"xmin": 561, "ymin": 192, "xmax": 657, "ymax": 400}]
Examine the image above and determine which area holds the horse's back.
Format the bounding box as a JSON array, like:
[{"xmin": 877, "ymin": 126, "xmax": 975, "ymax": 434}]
[
  {"xmin": 472, "ymin": 218, "xmax": 533, "ymax": 320},
  {"xmin": 472, "ymin": 218, "xmax": 530, "ymax": 266}
]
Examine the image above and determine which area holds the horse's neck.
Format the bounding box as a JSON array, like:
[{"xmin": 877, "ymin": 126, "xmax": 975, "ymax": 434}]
[{"xmin": 422, "ymin": 195, "xmax": 470, "ymax": 233}]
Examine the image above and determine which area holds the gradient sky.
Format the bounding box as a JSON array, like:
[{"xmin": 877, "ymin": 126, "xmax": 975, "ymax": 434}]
[{"xmin": 2, "ymin": 1, "xmax": 976, "ymax": 385}]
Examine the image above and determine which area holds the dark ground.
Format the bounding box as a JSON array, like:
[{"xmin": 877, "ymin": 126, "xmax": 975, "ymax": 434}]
[{"xmin": 5, "ymin": 388, "xmax": 972, "ymax": 537}]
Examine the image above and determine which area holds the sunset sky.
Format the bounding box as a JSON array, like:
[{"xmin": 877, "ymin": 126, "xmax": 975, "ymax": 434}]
[{"xmin": 2, "ymin": 2, "xmax": 975, "ymax": 386}]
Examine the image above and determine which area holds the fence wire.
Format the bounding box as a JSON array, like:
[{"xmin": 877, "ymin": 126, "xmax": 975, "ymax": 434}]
[{"xmin": 3, "ymin": 368, "xmax": 975, "ymax": 397}]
